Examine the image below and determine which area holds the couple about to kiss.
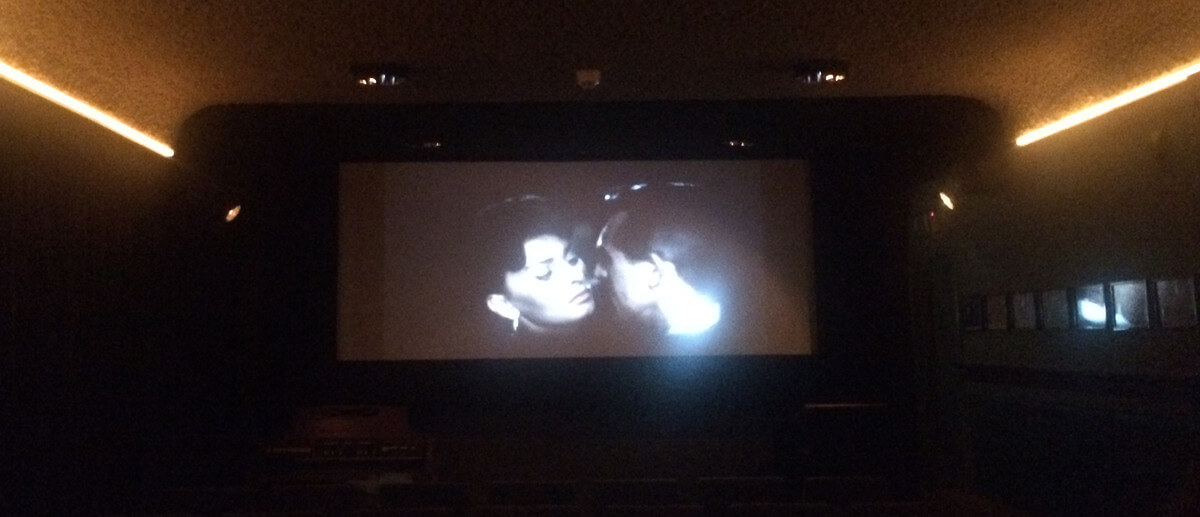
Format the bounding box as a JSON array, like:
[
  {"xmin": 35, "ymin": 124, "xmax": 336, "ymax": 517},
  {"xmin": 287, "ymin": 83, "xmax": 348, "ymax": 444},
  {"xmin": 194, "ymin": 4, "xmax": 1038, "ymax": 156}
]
[{"xmin": 474, "ymin": 185, "xmax": 732, "ymax": 342}]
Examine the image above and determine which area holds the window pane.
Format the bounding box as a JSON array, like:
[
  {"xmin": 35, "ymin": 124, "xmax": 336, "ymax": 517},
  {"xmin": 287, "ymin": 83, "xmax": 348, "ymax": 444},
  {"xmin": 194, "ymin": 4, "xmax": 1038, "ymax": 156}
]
[
  {"xmin": 960, "ymin": 295, "xmax": 983, "ymax": 331},
  {"xmin": 1012, "ymin": 292, "xmax": 1036, "ymax": 330},
  {"xmin": 1111, "ymin": 280, "xmax": 1148, "ymax": 330},
  {"xmin": 1041, "ymin": 290, "xmax": 1069, "ymax": 330},
  {"xmin": 1157, "ymin": 278, "xmax": 1197, "ymax": 328},
  {"xmin": 985, "ymin": 294, "xmax": 1008, "ymax": 330},
  {"xmin": 1075, "ymin": 284, "xmax": 1106, "ymax": 330}
]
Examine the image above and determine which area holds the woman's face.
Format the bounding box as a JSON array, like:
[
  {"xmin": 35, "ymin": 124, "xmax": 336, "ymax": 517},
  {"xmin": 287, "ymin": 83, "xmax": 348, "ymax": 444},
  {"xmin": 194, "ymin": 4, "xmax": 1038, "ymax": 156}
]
[{"xmin": 503, "ymin": 234, "xmax": 595, "ymax": 330}]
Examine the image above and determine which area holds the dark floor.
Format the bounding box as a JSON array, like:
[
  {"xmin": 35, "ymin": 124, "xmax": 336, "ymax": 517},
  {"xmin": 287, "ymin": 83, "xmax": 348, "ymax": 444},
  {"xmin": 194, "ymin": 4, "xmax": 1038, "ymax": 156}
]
[{"xmin": 135, "ymin": 477, "xmax": 1026, "ymax": 516}]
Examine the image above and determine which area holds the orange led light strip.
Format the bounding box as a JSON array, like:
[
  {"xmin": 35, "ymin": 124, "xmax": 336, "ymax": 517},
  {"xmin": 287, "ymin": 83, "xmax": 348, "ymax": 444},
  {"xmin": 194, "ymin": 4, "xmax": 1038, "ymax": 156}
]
[
  {"xmin": 1017, "ymin": 59, "xmax": 1200, "ymax": 147},
  {"xmin": 0, "ymin": 59, "xmax": 174, "ymax": 158}
]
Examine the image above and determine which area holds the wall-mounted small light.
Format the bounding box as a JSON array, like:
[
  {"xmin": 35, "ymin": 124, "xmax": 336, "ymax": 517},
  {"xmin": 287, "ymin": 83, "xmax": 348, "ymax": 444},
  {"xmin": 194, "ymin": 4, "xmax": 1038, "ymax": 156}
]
[
  {"xmin": 575, "ymin": 69, "xmax": 601, "ymax": 89},
  {"xmin": 795, "ymin": 59, "xmax": 848, "ymax": 85},
  {"xmin": 351, "ymin": 64, "xmax": 408, "ymax": 86},
  {"xmin": 224, "ymin": 205, "xmax": 242, "ymax": 223},
  {"xmin": 939, "ymin": 192, "xmax": 955, "ymax": 210},
  {"xmin": 406, "ymin": 140, "xmax": 443, "ymax": 150}
]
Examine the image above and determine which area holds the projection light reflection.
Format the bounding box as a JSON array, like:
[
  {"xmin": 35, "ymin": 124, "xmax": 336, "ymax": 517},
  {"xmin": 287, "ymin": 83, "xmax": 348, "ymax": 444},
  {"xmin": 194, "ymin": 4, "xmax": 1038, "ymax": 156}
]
[
  {"xmin": 1076, "ymin": 284, "xmax": 1107, "ymax": 329},
  {"xmin": 1077, "ymin": 300, "xmax": 1108, "ymax": 327},
  {"xmin": 1111, "ymin": 280, "xmax": 1149, "ymax": 330},
  {"xmin": 0, "ymin": 59, "xmax": 175, "ymax": 158},
  {"xmin": 658, "ymin": 286, "xmax": 721, "ymax": 336}
]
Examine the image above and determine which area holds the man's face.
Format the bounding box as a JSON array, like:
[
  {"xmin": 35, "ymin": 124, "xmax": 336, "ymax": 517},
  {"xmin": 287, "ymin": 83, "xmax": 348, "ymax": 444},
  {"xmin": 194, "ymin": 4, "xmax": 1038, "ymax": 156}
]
[
  {"xmin": 596, "ymin": 243, "xmax": 659, "ymax": 325},
  {"xmin": 503, "ymin": 234, "xmax": 595, "ymax": 328}
]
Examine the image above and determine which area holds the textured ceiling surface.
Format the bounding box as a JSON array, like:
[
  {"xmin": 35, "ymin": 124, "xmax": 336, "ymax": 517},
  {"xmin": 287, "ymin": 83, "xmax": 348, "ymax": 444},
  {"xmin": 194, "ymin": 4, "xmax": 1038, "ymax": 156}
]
[{"xmin": 3, "ymin": 1, "xmax": 1200, "ymax": 144}]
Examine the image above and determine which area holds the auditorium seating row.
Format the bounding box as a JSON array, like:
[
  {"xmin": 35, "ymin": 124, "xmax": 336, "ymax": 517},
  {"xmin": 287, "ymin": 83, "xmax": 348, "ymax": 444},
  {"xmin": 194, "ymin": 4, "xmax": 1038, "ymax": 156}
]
[{"xmin": 141, "ymin": 476, "xmax": 938, "ymax": 516}]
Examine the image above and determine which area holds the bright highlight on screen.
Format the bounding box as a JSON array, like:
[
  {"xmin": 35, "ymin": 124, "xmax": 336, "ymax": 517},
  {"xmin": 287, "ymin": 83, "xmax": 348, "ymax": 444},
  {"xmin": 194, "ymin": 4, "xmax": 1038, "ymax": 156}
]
[
  {"xmin": 0, "ymin": 60, "xmax": 174, "ymax": 158},
  {"xmin": 1017, "ymin": 58, "xmax": 1200, "ymax": 147}
]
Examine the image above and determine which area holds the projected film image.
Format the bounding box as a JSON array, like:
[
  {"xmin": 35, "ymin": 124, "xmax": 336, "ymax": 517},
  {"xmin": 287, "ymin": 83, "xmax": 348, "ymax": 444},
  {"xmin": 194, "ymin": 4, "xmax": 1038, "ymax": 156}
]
[{"xmin": 338, "ymin": 161, "xmax": 813, "ymax": 360}]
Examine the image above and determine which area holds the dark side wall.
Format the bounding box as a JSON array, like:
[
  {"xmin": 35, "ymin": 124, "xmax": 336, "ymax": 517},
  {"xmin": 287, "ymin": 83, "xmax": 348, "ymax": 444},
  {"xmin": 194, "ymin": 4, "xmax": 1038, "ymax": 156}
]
[
  {"xmin": 922, "ymin": 76, "xmax": 1200, "ymax": 514},
  {"xmin": 0, "ymin": 80, "xmax": 252, "ymax": 513},
  {"xmin": 947, "ymin": 77, "xmax": 1200, "ymax": 375},
  {"xmin": 1, "ymin": 80, "xmax": 162, "ymax": 512},
  {"xmin": 3, "ymin": 88, "xmax": 1003, "ymax": 511}
]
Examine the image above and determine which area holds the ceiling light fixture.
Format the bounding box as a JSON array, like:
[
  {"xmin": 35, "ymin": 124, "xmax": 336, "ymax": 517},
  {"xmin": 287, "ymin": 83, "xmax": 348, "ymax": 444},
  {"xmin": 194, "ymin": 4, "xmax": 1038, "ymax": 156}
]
[
  {"xmin": 1017, "ymin": 58, "xmax": 1200, "ymax": 146},
  {"xmin": 795, "ymin": 60, "xmax": 848, "ymax": 85},
  {"xmin": 351, "ymin": 64, "xmax": 408, "ymax": 86},
  {"xmin": 0, "ymin": 59, "xmax": 174, "ymax": 158}
]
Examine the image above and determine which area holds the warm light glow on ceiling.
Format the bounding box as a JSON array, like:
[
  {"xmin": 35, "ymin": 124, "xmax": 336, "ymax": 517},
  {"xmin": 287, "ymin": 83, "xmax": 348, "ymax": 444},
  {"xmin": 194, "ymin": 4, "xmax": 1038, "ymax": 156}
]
[
  {"xmin": 0, "ymin": 60, "xmax": 174, "ymax": 158},
  {"xmin": 1017, "ymin": 58, "xmax": 1200, "ymax": 147}
]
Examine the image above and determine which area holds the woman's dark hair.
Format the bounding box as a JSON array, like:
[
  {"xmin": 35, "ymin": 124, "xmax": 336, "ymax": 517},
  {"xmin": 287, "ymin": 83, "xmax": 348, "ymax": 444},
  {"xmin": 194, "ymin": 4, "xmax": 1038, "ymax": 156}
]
[{"xmin": 472, "ymin": 195, "xmax": 581, "ymax": 296}]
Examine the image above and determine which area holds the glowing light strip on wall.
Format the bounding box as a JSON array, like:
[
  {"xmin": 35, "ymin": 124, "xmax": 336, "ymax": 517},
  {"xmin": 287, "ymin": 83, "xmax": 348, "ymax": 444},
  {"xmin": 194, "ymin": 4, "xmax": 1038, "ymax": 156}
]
[
  {"xmin": 1017, "ymin": 58, "xmax": 1200, "ymax": 147},
  {"xmin": 0, "ymin": 60, "xmax": 174, "ymax": 158}
]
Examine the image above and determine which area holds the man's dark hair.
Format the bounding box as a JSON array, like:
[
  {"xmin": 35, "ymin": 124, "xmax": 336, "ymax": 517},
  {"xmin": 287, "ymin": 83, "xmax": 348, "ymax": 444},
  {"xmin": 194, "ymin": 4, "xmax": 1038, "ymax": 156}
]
[{"xmin": 601, "ymin": 185, "xmax": 731, "ymax": 298}]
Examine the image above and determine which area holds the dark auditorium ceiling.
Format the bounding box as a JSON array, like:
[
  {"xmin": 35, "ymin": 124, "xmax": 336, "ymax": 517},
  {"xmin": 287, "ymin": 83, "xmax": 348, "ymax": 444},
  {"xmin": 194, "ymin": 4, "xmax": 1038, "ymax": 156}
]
[{"xmin": 3, "ymin": 1, "xmax": 1200, "ymax": 146}]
